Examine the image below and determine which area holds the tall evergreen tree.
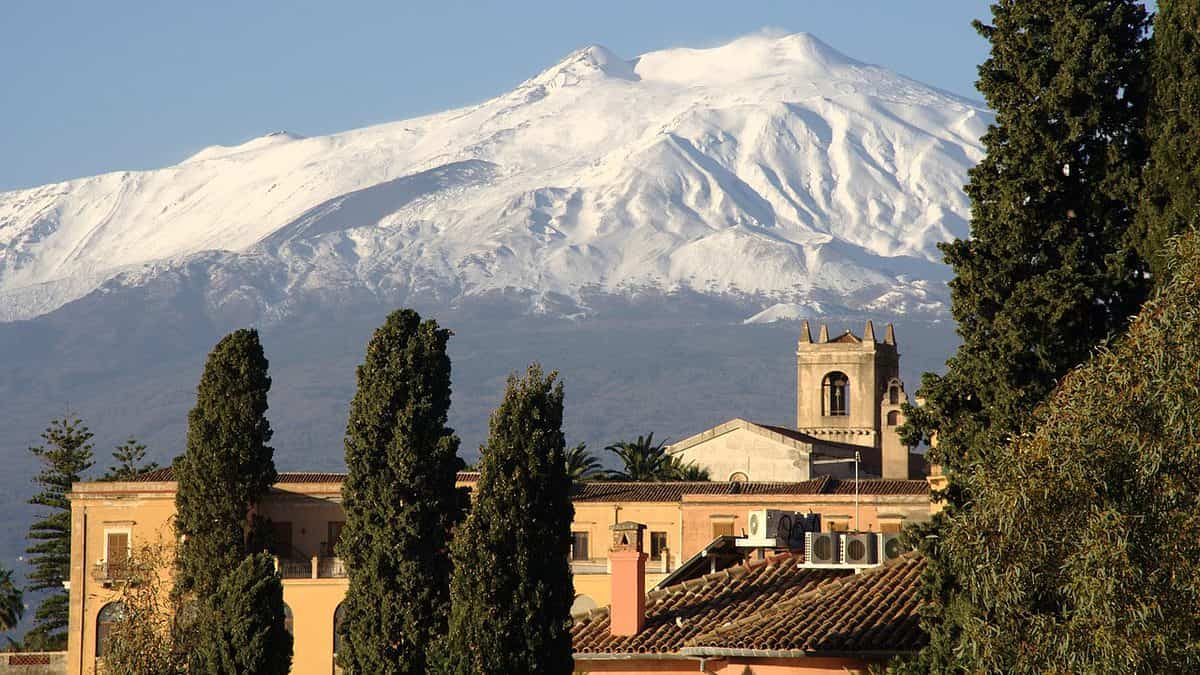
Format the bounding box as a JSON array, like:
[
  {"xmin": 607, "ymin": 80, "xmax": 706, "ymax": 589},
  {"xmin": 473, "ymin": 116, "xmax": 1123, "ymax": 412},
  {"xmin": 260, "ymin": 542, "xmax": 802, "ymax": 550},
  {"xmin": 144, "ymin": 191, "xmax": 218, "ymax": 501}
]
[
  {"xmin": 190, "ymin": 553, "xmax": 293, "ymax": 675},
  {"xmin": 898, "ymin": 1, "xmax": 1151, "ymax": 670},
  {"xmin": 0, "ymin": 566, "xmax": 21, "ymax": 633},
  {"xmin": 101, "ymin": 438, "xmax": 159, "ymax": 481},
  {"xmin": 24, "ymin": 416, "xmax": 94, "ymax": 650},
  {"xmin": 338, "ymin": 309, "xmax": 463, "ymax": 675},
  {"xmin": 173, "ymin": 329, "xmax": 277, "ymax": 600},
  {"xmin": 924, "ymin": 232, "xmax": 1200, "ymax": 672},
  {"xmin": 1131, "ymin": 0, "xmax": 1200, "ymax": 283},
  {"xmin": 446, "ymin": 364, "xmax": 574, "ymax": 675}
]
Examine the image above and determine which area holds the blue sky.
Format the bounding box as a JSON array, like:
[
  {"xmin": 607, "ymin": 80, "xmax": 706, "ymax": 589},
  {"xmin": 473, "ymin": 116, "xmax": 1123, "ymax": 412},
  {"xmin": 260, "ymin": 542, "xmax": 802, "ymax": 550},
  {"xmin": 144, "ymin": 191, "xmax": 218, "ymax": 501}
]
[{"xmin": 0, "ymin": 1, "xmax": 999, "ymax": 191}]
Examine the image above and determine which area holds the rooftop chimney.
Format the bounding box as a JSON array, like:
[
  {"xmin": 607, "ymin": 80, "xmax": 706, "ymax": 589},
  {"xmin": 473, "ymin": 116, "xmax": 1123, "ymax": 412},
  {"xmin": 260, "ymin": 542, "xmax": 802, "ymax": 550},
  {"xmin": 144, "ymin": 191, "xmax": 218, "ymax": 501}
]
[{"xmin": 609, "ymin": 521, "xmax": 647, "ymax": 636}]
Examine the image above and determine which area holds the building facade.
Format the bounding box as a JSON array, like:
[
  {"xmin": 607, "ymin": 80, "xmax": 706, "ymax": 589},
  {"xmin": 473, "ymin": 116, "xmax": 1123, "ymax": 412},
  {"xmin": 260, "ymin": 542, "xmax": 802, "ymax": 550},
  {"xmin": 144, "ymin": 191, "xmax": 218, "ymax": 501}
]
[
  {"xmin": 670, "ymin": 320, "xmax": 921, "ymax": 481},
  {"xmin": 65, "ymin": 472, "xmax": 931, "ymax": 675}
]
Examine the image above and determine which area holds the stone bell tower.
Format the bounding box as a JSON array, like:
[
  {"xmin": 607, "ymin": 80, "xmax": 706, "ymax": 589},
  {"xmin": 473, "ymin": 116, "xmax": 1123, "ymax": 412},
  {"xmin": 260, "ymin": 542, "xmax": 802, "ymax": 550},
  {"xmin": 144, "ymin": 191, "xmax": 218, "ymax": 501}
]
[{"xmin": 795, "ymin": 319, "xmax": 911, "ymax": 479}]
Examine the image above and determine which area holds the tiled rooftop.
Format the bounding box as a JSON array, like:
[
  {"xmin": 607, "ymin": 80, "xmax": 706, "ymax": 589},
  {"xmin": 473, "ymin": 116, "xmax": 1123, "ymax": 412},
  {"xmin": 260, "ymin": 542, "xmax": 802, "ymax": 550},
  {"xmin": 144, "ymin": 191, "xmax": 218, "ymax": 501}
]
[
  {"xmin": 126, "ymin": 470, "xmax": 926, "ymax": 499},
  {"xmin": 131, "ymin": 468, "xmax": 479, "ymax": 483},
  {"xmin": 683, "ymin": 553, "xmax": 927, "ymax": 656},
  {"xmin": 571, "ymin": 551, "xmax": 850, "ymax": 654}
]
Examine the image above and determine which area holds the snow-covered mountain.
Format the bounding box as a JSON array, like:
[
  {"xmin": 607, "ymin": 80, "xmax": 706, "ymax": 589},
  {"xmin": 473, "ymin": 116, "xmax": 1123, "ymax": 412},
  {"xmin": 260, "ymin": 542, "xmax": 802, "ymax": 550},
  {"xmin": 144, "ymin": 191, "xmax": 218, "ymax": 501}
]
[{"xmin": 0, "ymin": 32, "xmax": 987, "ymax": 323}]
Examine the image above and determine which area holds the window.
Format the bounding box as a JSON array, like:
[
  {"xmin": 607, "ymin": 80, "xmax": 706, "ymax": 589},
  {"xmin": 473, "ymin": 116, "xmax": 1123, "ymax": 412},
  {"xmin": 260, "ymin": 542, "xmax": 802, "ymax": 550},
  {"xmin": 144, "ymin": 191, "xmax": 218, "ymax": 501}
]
[
  {"xmin": 268, "ymin": 521, "xmax": 293, "ymax": 557},
  {"xmin": 104, "ymin": 530, "xmax": 130, "ymax": 580},
  {"xmin": 571, "ymin": 531, "xmax": 590, "ymax": 560},
  {"xmin": 822, "ymin": 372, "xmax": 850, "ymax": 416},
  {"xmin": 96, "ymin": 601, "xmax": 125, "ymax": 660},
  {"xmin": 333, "ymin": 603, "xmax": 345, "ymax": 658},
  {"xmin": 827, "ymin": 520, "xmax": 849, "ymax": 533},
  {"xmin": 650, "ymin": 531, "xmax": 668, "ymax": 559},
  {"xmin": 881, "ymin": 521, "xmax": 903, "ymax": 534},
  {"xmin": 888, "ymin": 381, "xmax": 901, "ymax": 405},
  {"xmin": 887, "ymin": 410, "xmax": 900, "ymax": 426},
  {"xmin": 728, "ymin": 471, "xmax": 748, "ymax": 483},
  {"xmin": 327, "ymin": 521, "xmax": 345, "ymax": 557},
  {"xmin": 712, "ymin": 521, "xmax": 735, "ymax": 538}
]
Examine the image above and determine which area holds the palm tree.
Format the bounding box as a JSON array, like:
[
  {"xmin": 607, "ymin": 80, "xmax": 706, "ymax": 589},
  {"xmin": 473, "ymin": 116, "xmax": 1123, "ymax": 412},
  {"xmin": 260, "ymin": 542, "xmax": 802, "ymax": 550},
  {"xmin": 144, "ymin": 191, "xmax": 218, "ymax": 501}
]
[
  {"xmin": 0, "ymin": 566, "xmax": 22, "ymax": 633},
  {"xmin": 605, "ymin": 433, "xmax": 675, "ymax": 481},
  {"xmin": 667, "ymin": 455, "xmax": 710, "ymax": 481},
  {"xmin": 565, "ymin": 443, "xmax": 604, "ymax": 483}
]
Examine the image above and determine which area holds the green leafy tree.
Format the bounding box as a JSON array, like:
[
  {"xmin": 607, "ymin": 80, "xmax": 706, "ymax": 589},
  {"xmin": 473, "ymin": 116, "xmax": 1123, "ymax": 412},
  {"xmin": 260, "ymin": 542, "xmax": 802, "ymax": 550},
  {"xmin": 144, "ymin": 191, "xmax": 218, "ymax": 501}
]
[
  {"xmin": 605, "ymin": 433, "xmax": 673, "ymax": 481},
  {"xmin": 338, "ymin": 309, "xmax": 463, "ymax": 675},
  {"xmin": 25, "ymin": 416, "xmax": 94, "ymax": 650},
  {"xmin": 190, "ymin": 553, "xmax": 292, "ymax": 675},
  {"xmin": 99, "ymin": 540, "xmax": 187, "ymax": 675},
  {"xmin": 919, "ymin": 232, "xmax": 1200, "ymax": 672},
  {"xmin": 565, "ymin": 442, "xmax": 604, "ymax": 482},
  {"xmin": 1131, "ymin": 0, "xmax": 1200, "ymax": 284},
  {"xmin": 897, "ymin": 1, "xmax": 1152, "ymax": 670},
  {"xmin": 0, "ymin": 566, "xmax": 21, "ymax": 633},
  {"xmin": 101, "ymin": 438, "xmax": 159, "ymax": 481},
  {"xmin": 446, "ymin": 364, "xmax": 574, "ymax": 675},
  {"xmin": 173, "ymin": 329, "xmax": 277, "ymax": 600}
]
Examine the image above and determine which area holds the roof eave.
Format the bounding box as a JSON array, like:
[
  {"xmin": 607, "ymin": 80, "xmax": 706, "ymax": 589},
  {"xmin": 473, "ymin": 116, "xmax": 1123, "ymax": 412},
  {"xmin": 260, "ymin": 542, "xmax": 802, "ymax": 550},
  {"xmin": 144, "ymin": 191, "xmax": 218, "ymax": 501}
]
[{"xmin": 679, "ymin": 646, "xmax": 912, "ymax": 659}]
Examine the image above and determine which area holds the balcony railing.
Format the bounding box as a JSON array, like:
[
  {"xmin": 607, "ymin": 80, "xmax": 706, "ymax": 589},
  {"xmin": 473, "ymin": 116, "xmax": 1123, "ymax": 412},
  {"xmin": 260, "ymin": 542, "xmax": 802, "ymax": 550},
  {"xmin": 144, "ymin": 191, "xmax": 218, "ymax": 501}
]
[
  {"xmin": 90, "ymin": 560, "xmax": 133, "ymax": 586},
  {"xmin": 274, "ymin": 556, "xmax": 347, "ymax": 580}
]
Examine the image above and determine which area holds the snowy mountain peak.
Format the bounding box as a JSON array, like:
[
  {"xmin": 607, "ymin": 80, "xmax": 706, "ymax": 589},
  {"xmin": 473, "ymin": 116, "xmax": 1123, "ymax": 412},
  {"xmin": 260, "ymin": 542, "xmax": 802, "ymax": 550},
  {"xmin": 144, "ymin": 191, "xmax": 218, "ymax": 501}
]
[{"xmin": 0, "ymin": 32, "xmax": 990, "ymax": 323}]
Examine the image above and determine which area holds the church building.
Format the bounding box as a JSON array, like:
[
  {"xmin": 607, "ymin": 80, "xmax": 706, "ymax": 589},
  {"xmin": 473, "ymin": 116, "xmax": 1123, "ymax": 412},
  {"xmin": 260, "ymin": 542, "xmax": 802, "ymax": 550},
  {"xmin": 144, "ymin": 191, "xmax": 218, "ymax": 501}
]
[{"xmin": 668, "ymin": 319, "xmax": 923, "ymax": 481}]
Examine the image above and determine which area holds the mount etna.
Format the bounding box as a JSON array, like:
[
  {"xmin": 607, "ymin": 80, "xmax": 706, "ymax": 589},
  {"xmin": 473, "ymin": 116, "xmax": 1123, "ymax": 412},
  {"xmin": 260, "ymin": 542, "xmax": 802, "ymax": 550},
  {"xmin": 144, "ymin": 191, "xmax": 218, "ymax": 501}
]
[{"xmin": 0, "ymin": 33, "xmax": 984, "ymax": 566}]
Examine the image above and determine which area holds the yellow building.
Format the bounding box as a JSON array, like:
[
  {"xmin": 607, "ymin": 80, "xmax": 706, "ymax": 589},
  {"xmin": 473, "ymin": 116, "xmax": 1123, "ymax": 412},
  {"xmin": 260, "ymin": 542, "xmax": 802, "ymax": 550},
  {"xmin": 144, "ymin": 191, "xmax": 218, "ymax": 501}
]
[{"xmin": 65, "ymin": 470, "xmax": 930, "ymax": 675}]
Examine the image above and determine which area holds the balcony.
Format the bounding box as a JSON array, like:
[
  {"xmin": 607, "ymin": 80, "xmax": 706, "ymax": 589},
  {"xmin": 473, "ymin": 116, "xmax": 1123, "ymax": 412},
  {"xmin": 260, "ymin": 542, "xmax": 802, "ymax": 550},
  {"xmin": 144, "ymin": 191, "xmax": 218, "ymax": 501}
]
[
  {"xmin": 90, "ymin": 560, "xmax": 133, "ymax": 587},
  {"xmin": 274, "ymin": 556, "xmax": 347, "ymax": 580}
]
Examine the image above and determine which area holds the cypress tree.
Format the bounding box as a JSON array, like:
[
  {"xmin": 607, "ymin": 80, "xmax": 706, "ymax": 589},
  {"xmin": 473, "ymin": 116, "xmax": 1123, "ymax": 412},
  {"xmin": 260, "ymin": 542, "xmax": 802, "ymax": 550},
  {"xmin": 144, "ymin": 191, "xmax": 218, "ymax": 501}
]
[
  {"xmin": 446, "ymin": 364, "xmax": 574, "ymax": 675},
  {"xmin": 173, "ymin": 329, "xmax": 277, "ymax": 600},
  {"xmin": 338, "ymin": 309, "xmax": 463, "ymax": 675},
  {"xmin": 897, "ymin": 1, "xmax": 1151, "ymax": 670},
  {"xmin": 102, "ymin": 438, "xmax": 159, "ymax": 481},
  {"xmin": 24, "ymin": 416, "xmax": 94, "ymax": 650},
  {"xmin": 929, "ymin": 232, "xmax": 1200, "ymax": 671},
  {"xmin": 190, "ymin": 553, "xmax": 293, "ymax": 675},
  {"xmin": 1131, "ymin": 0, "xmax": 1200, "ymax": 284}
]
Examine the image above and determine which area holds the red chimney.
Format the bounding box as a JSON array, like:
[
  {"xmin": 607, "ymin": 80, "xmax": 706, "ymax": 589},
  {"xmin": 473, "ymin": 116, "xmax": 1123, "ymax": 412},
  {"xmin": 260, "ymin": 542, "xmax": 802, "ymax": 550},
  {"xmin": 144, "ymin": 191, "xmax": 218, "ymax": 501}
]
[{"xmin": 609, "ymin": 521, "xmax": 647, "ymax": 636}]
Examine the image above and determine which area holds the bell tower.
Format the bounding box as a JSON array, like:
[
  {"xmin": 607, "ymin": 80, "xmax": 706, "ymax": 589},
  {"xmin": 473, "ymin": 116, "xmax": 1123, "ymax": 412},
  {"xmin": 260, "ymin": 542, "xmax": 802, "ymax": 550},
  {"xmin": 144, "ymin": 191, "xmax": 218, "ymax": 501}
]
[{"xmin": 796, "ymin": 320, "xmax": 911, "ymax": 478}]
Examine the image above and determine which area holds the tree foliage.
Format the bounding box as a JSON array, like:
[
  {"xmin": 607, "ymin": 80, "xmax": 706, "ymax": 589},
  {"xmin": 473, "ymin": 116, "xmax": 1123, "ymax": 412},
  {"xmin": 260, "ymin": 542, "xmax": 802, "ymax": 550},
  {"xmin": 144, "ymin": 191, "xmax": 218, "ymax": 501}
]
[
  {"xmin": 898, "ymin": 2, "xmax": 1152, "ymax": 669},
  {"xmin": 1131, "ymin": 0, "xmax": 1200, "ymax": 284},
  {"xmin": 0, "ymin": 566, "xmax": 21, "ymax": 634},
  {"xmin": 446, "ymin": 364, "xmax": 574, "ymax": 675},
  {"xmin": 564, "ymin": 442, "xmax": 604, "ymax": 482},
  {"xmin": 173, "ymin": 329, "xmax": 277, "ymax": 600},
  {"xmin": 914, "ymin": 232, "xmax": 1200, "ymax": 672},
  {"xmin": 338, "ymin": 309, "xmax": 463, "ymax": 675},
  {"xmin": 101, "ymin": 438, "xmax": 159, "ymax": 482},
  {"xmin": 190, "ymin": 553, "xmax": 292, "ymax": 675},
  {"xmin": 605, "ymin": 433, "xmax": 708, "ymax": 481},
  {"xmin": 25, "ymin": 416, "xmax": 94, "ymax": 650},
  {"xmin": 99, "ymin": 541, "xmax": 187, "ymax": 675}
]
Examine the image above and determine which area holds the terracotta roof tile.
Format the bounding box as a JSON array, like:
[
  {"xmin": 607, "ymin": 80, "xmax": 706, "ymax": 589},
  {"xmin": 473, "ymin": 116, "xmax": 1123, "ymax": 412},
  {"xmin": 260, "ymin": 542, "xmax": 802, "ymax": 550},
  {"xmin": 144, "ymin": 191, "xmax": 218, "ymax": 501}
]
[
  {"xmin": 571, "ymin": 551, "xmax": 850, "ymax": 655},
  {"xmin": 130, "ymin": 468, "xmax": 478, "ymax": 484},
  {"xmin": 682, "ymin": 553, "xmax": 927, "ymax": 655}
]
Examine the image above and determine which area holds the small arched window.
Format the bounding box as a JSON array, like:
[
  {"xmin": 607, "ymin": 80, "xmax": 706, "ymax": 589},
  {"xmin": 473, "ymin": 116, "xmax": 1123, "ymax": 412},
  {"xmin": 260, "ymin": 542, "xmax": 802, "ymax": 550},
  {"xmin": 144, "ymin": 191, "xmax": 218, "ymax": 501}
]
[
  {"xmin": 887, "ymin": 410, "xmax": 900, "ymax": 426},
  {"xmin": 729, "ymin": 471, "xmax": 748, "ymax": 483},
  {"xmin": 333, "ymin": 603, "xmax": 346, "ymax": 658},
  {"xmin": 96, "ymin": 601, "xmax": 126, "ymax": 661},
  {"xmin": 284, "ymin": 603, "xmax": 294, "ymax": 635},
  {"xmin": 888, "ymin": 382, "xmax": 901, "ymax": 405},
  {"xmin": 822, "ymin": 372, "xmax": 850, "ymax": 416}
]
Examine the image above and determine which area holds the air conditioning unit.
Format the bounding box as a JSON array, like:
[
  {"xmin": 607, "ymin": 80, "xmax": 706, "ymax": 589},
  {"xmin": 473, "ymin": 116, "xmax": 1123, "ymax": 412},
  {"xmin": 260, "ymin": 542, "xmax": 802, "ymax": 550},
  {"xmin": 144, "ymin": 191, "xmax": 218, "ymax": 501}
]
[
  {"xmin": 805, "ymin": 531, "xmax": 841, "ymax": 565},
  {"xmin": 878, "ymin": 532, "xmax": 906, "ymax": 562},
  {"xmin": 746, "ymin": 509, "xmax": 800, "ymax": 544},
  {"xmin": 842, "ymin": 532, "xmax": 878, "ymax": 565}
]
